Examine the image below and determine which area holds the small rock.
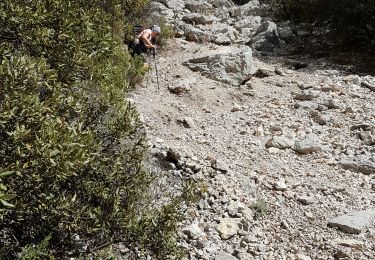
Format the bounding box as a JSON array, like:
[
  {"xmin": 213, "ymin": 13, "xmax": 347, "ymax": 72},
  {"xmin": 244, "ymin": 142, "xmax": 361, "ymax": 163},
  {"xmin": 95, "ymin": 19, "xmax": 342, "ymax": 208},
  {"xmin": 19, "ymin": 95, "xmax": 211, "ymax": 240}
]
[
  {"xmin": 183, "ymin": 117, "xmax": 195, "ymax": 128},
  {"xmin": 351, "ymin": 124, "xmax": 372, "ymax": 131},
  {"xmin": 216, "ymin": 218, "xmax": 239, "ymax": 240},
  {"xmin": 293, "ymin": 90, "xmax": 318, "ymax": 101},
  {"xmin": 293, "ymin": 134, "xmax": 322, "ymax": 154},
  {"xmin": 215, "ymin": 251, "xmax": 237, "ymax": 260},
  {"xmin": 274, "ymin": 179, "xmax": 287, "ymax": 191},
  {"xmin": 297, "ymin": 30, "xmax": 309, "ymax": 37},
  {"xmin": 175, "ymin": 30, "xmax": 184, "ymax": 38},
  {"xmin": 295, "ymin": 254, "xmax": 312, "ymax": 260},
  {"xmin": 343, "ymin": 75, "xmax": 362, "ymax": 86},
  {"xmin": 340, "ymin": 157, "xmax": 375, "ymax": 175},
  {"xmin": 254, "ymin": 125, "xmax": 264, "ymax": 136},
  {"xmin": 333, "ymin": 239, "xmax": 364, "ymax": 249},
  {"xmin": 319, "ymin": 99, "xmax": 341, "ymax": 109},
  {"xmin": 211, "ymin": 159, "xmax": 230, "ymax": 173},
  {"xmin": 278, "ymin": 26, "xmax": 294, "ymax": 40},
  {"xmin": 328, "ymin": 208, "xmax": 375, "ymax": 234},
  {"xmin": 285, "ymin": 59, "xmax": 308, "ymax": 70},
  {"xmin": 310, "ymin": 111, "xmax": 328, "ymax": 125},
  {"xmin": 227, "ymin": 201, "xmax": 246, "ymax": 217},
  {"xmin": 168, "ymin": 83, "xmax": 191, "ymax": 95},
  {"xmin": 358, "ymin": 131, "xmax": 374, "ymax": 145},
  {"xmin": 254, "ymin": 68, "xmax": 276, "ymax": 78},
  {"xmin": 305, "ymin": 212, "xmax": 315, "ymax": 221},
  {"xmin": 214, "ymin": 34, "xmax": 232, "ymax": 45},
  {"xmin": 361, "ymin": 80, "xmax": 375, "ymax": 92},
  {"xmin": 266, "ymin": 136, "xmax": 294, "ymax": 149},
  {"xmin": 297, "ymin": 195, "xmax": 314, "ymax": 205},
  {"xmin": 294, "ymin": 101, "xmax": 319, "ymax": 110},
  {"xmin": 344, "ymin": 106, "xmax": 355, "ymax": 114},
  {"xmin": 182, "ymin": 223, "xmax": 203, "ymax": 240},
  {"xmin": 231, "ymin": 104, "xmax": 242, "ymax": 112},
  {"xmin": 275, "ymin": 67, "xmax": 285, "ymax": 76},
  {"xmin": 268, "ymin": 147, "xmax": 280, "ymax": 154},
  {"xmin": 333, "ymin": 250, "xmax": 350, "ymax": 259},
  {"xmin": 280, "ymin": 219, "xmax": 290, "ymax": 229}
]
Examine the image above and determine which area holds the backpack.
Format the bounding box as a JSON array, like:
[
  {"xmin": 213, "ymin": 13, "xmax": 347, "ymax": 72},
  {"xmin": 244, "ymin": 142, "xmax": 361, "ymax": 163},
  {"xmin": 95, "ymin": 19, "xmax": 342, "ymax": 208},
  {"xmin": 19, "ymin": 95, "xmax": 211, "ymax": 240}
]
[
  {"xmin": 133, "ymin": 25, "xmax": 146, "ymax": 37},
  {"xmin": 127, "ymin": 25, "xmax": 148, "ymax": 56}
]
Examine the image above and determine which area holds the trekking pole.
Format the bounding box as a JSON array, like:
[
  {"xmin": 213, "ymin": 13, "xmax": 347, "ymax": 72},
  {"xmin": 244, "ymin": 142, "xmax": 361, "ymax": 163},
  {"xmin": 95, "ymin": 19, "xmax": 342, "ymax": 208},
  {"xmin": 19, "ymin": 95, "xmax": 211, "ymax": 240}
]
[{"xmin": 152, "ymin": 48, "xmax": 160, "ymax": 91}]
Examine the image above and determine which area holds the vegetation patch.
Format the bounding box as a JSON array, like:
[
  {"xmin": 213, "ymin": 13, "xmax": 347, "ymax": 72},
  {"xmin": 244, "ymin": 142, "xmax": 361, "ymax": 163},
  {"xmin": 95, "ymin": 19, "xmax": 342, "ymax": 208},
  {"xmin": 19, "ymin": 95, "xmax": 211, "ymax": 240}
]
[{"xmin": 0, "ymin": 0, "xmax": 194, "ymax": 258}]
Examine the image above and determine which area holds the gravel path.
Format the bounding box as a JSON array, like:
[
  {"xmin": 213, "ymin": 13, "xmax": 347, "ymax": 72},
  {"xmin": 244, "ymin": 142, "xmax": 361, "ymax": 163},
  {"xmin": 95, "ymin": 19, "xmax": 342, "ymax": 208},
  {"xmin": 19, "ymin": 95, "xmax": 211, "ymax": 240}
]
[{"xmin": 131, "ymin": 2, "xmax": 375, "ymax": 259}]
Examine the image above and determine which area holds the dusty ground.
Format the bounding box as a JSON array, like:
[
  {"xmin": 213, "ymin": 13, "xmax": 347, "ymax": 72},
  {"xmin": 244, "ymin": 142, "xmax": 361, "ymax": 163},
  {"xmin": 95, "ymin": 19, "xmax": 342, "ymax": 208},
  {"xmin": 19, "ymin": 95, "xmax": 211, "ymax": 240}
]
[{"xmin": 131, "ymin": 38, "xmax": 375, "ymax": 260}]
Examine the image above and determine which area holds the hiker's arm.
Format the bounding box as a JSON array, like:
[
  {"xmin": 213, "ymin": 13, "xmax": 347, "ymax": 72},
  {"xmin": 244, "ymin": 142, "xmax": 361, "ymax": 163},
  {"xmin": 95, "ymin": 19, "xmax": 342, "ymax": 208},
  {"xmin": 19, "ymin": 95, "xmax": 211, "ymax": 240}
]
[{"xmin": 141, "ymin": 33, "xmax": 155, "ymax": 49}]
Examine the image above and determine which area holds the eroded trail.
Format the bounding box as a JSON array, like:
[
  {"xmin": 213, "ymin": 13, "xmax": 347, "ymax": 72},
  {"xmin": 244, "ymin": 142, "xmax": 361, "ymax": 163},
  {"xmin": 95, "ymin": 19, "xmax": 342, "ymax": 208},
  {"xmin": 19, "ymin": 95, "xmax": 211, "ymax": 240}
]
[
  {"xmin": 132, "ymin": 1, "xmax": 375, "ymax": 259},
  {"xmin": 132, "ymin": 39, "xmax": 375, "ymax": 259}
]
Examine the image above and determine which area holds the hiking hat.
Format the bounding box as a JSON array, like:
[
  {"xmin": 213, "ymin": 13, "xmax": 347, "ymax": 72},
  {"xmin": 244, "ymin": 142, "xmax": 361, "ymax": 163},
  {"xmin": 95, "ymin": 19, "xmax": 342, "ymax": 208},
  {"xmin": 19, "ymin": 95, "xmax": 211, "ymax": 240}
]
[{"xmin": 152, "ymin": 25, "xmax": 161, "ymax": 34}]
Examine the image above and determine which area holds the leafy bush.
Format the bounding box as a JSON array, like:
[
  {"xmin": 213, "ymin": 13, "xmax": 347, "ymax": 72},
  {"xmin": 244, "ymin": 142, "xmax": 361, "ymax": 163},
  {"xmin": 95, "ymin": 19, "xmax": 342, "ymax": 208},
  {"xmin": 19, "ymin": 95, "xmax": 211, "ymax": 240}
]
[
  {"xmin": 269, "ymin": 0, "xmax": 375, "ymax": 50},
  {"xmin": 0, "ymin": 0, "xmax": 192, "ymax": 258}
]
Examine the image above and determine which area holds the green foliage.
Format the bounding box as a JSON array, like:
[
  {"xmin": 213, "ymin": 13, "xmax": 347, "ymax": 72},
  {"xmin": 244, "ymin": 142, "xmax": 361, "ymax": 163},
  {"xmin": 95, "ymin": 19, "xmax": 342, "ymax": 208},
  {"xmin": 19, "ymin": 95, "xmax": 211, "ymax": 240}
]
[
  {"xmin": 156, "ymin": 23, "xmax": 175, "ymax": 49},
  {"xmin": 269, "ymin": 0, "xmax": 375, "ymax": 50},
  {"xmin": 0, "ymin": 171, "xmax": 16, "ymax": 211},
  {"xmin": 0, "ymin": 0, "xmax": 189, "ymax": 258},
  {"xmin": 20, "ymin": 235, "xmax": 53, "ymax": 260},
  {"xmin": 250, "ymin": 198, "xmax": 269, "ymax": 219}
]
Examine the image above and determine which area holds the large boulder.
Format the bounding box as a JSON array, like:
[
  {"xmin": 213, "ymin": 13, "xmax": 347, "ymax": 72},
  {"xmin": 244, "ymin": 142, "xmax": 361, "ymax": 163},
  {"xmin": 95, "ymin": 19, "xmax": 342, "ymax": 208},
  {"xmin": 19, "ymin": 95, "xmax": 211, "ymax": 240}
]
[
  {"xmin": 234, "ymin": 16, "xmax": 262, "ymax": 31},
  {"xmin": 328, "ymin": 209, "xmax": 375, "ymax": 234},
  {"xmin": 182, "ymin": 13, "xmax": 216, "ymax": 25},
  {"xmin": 239, "ymin": 0, "xmax": 262, "ymax": 16},
  {"xmin": 215, "ymin": 7, "xmax": 230, "ymax": 22},
  {"xmin": 183, "ymin": 46, "xmax": 254, "ymax": 86},
  {"xmin": 150, "ymin": 2, "xmax": 175, "ymax": 22},
  {"xmin": 210, "ymin": 23, "xmax": 239, "ymax": 43},
  {"xmin": 250, "ymin": 21, "xmax": 281, "ymax": 52},
  {"xmin": 278, "ymin": 26, "xmax": 295, "ymax": 41},
  {"xmin": 211, "ymin": 0, "xmax": 235, "ymax": 8},
  {"xmin": 154, "ymin": 0, "xmax": 185, "ymax": 11},
  {"xmin": 185, "ymin": 0, "xmax": 213, "ymax": 14},
  {"xmin": 340, "ymin": 156, "xmax": 375, "ymax": 175},
  {"xmin": 235, "ymin": 16, "xmax": 262, "ymax": 43},
  {"xmin": 183, "ymin": 24, "xmax": 212, "ymax": 42}
]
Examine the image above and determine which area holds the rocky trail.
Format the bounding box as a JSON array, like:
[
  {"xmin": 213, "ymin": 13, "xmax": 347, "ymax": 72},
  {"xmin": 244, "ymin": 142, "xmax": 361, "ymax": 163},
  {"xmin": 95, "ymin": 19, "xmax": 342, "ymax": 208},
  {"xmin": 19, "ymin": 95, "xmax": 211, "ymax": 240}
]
[{"xmin": 131, "ymin": 1, "xmax": 375, "ymax": 259}]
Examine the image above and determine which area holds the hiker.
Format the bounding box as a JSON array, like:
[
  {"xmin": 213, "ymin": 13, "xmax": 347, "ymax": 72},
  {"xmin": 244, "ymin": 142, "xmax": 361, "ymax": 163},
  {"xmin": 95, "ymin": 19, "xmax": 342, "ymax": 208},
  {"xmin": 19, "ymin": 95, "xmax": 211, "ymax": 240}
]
[{"xmin": 129, "ymin": 25, "xmax": 161, "ymax": 57}]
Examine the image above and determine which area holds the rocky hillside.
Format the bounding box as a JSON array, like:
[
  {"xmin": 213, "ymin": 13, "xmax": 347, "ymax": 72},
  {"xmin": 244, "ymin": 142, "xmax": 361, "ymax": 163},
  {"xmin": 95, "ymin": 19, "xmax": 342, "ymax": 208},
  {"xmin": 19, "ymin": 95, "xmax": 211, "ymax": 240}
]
[{"xmin": 132, "ymin": 0, "xmax": 375, "ymax": 259}]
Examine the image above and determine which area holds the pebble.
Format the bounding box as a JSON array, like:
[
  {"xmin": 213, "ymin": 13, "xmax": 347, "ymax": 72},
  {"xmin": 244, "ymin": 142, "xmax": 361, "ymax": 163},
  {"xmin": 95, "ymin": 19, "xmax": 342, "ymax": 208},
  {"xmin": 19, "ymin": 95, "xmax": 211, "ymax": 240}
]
[{"xmin": 297, "ymin": 195, "xmax": 314, "ymax": 205}]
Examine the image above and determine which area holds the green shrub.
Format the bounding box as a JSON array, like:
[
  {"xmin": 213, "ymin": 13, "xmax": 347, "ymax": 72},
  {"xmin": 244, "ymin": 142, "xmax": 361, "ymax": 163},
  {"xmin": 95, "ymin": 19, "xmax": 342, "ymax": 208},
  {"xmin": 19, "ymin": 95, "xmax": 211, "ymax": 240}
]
[
  {"xmin": 20, "ymin": 235, "xmax": 52, "ymax": 260},
  {"xmin": 0, "ymin": 0, "xmax": 192, "ymax": 258},
  {"xmin": 250, "ymin": 198, "xmax": 269, "ymax": 219}
]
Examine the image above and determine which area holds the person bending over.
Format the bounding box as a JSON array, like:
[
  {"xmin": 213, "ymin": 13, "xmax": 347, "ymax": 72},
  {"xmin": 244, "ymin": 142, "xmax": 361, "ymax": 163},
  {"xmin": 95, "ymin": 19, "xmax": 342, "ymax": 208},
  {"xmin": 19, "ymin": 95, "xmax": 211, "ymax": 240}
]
[{"xmin": 130, "ymin": 25, "xmax": 161, "ymax": 56}]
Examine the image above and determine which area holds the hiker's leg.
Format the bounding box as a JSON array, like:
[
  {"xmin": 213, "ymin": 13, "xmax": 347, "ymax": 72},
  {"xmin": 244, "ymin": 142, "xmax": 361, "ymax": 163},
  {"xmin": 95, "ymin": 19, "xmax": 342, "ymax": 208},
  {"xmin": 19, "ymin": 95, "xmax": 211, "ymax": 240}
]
[
  {"xmin": 128, "ymin": 41, "xmax": 135, "ymax": 57},
  {"xmin": 133, "ymin": 43, "xmax": 143, "ymax": 56}
]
